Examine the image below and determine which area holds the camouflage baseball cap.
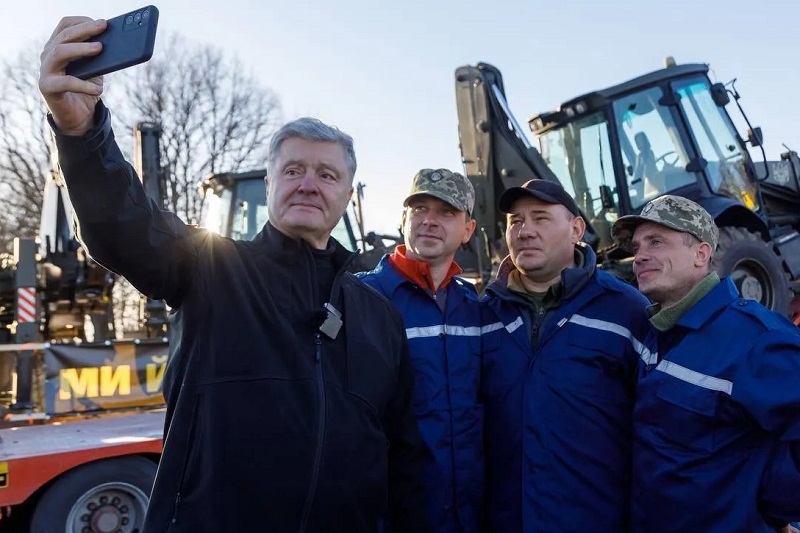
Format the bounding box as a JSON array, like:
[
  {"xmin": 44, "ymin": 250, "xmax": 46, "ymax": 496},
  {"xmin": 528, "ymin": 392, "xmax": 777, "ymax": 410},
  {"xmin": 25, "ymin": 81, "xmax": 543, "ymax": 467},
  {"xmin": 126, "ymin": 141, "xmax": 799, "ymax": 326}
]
[
  {"xmin": 611, "ymin": 195, "xmax": 719, "ymax": 250},
  {"xmin": 403, "ymin": 168, "xmax": 475, "ymax": 214}
]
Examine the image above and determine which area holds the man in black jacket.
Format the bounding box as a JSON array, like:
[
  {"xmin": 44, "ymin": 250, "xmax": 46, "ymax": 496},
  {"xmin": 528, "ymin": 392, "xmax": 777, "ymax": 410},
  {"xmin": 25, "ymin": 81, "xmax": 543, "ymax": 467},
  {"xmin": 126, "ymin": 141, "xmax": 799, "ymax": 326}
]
[{"xmin": 39, "ymin": 15, "xmax": 430, "ymax": 533}]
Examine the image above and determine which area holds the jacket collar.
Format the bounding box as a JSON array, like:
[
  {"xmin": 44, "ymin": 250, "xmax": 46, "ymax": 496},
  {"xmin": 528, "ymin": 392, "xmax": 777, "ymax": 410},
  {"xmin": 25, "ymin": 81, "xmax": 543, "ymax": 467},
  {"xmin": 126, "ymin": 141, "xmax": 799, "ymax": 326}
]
[
  {"xmin": 252, "ymin": 221, "xmax": 355, "ymax": 270},
  {"xmin": 487, "ymin": 243, "xmax": 597, "ymax": 305},
  {"xmin": 673, "ymin": 276, "xmax": 739, "ymax": 330},
  {"xmin": 369, "ymin": 253, "xmax": 476, "ymax": 301},
  {"xmin": 387, "ymin": 245, "xmax": 462, "ymax": 294},
  {"xmin": 368, "ymin": 256, "xmax": 408, "ymax": 298}
]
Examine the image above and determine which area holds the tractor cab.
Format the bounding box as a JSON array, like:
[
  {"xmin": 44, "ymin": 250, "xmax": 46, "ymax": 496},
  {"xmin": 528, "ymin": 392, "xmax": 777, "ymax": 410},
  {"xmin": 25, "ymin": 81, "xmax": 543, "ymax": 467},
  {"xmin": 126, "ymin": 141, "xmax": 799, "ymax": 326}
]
[
  {"xmin": 530, "ymin": 61, "xmax": 760, "ymax": 251},
  {"xmin": 454, "ymin": 60, "xmax": 800, "ymax": 316}
]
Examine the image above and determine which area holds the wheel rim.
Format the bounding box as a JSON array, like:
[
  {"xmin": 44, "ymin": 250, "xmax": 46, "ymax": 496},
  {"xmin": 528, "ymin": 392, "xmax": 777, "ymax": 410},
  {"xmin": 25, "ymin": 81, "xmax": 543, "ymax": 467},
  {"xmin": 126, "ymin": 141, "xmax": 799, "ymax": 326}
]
[
  {"xmin": 65, "ymin": 482, "xmax": 149, "ymax": 533},
  {"xmin": 730, "ymin": 259, "xmax": 772, "ymax": 308}
]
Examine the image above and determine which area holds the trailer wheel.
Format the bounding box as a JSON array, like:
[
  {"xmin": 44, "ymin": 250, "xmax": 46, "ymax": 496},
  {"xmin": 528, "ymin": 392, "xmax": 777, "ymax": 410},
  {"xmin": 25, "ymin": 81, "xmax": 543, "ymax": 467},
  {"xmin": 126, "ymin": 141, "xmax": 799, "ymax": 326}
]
[
  {"xmin": 30, "ymin": 456, "xmax": 156, "ymax": 533},
  {"xmin": 712, "ymin": 227, "xmax": 792, "ymax": 315}
]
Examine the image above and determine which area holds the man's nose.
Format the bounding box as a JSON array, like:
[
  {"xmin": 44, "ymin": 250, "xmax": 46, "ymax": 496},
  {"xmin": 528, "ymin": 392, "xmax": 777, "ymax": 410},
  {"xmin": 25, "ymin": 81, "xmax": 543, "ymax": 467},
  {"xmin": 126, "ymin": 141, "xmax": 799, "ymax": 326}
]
[
  {"xmin": 297, "ymin": 171, "xmax": 319, "ymax": 192},
  {"xmin": 516, "ymin": 221, "xmax": 536, "ymax": 239},
  {"xmin": 421, "ymin": 211, "xmax": 440, "ymax": 226}
]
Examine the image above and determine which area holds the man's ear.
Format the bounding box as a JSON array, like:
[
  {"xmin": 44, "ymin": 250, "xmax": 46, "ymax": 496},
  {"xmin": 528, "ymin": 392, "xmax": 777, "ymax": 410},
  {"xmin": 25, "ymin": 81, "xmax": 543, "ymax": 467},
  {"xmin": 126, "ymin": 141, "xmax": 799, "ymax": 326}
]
[
  {"xmin": 399, "ymin": 209, "xmax": 409, "ymax": 233},
  {"xmin": 695, "ymin": 242, "xmax": 713, "ymax": 267},
  {"xmin": 463, "ymin": 217, "xmax": 477, "ymax": 244},
  {"xmin": 571, "ymin": 216, "xmax": 587, "ymax": 244}
]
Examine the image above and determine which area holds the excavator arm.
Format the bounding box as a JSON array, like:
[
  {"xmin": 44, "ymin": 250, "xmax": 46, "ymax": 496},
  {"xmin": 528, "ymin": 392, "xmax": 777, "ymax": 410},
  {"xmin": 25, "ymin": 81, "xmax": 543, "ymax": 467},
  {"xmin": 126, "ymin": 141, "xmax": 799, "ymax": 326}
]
[
  {"xmin": 134, "ymin": 122, "xmax": 168, "ymax": 210},
  {"xmin": 454, "ymin": 63, "xmax": 596, "ymax": 283},
  {"xmin": 133, "ymin": 122, "xmax": 170, "ymax": 335}
]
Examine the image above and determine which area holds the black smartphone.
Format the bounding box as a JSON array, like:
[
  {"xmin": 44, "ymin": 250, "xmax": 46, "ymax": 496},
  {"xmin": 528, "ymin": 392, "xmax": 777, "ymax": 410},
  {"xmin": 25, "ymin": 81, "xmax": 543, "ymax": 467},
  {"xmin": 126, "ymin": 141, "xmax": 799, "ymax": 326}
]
[{"xmin": 66, "ymin": 5, "xmax": 159, "ymax": 80}]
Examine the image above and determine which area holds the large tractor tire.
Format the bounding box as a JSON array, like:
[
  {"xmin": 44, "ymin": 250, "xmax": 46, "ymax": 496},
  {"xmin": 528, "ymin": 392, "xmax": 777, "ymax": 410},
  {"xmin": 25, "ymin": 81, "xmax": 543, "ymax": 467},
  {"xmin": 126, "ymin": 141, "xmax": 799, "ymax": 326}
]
[
  {"xmin": 30, "ymin": 456, "xmax": 157, "ymax": 533},
  {"xmin": 712, "ymin": 227, "xmax": 792, "ymax": 316}
]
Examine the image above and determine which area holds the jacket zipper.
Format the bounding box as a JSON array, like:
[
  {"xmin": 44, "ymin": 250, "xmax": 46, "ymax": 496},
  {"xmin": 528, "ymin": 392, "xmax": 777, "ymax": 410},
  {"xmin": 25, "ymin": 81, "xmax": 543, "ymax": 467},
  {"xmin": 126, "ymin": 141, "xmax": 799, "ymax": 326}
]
[
  {"xmin": 530, "ymin": 306, "xmax": 546, "ymax": 350},
  {"xmin": 529, "ymin": 308, "xmax": 558, "ymax": 368},
  {"xmin": 296, "ymin": 243, "xmax": 355, "ymax": 531},
  {"xmin": 171, "ymin": 493, "xmax": 181, "ymax": 525},
  {"xmin": 297, "ymin": 335, "xmax": 326, "ymax": 532}
]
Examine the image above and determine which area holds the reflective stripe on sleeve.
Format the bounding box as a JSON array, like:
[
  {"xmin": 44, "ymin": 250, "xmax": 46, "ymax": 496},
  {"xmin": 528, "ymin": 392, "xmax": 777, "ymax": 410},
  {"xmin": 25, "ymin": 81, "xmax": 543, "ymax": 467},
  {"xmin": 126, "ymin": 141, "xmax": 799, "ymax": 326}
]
[{"xmin": 655, "ymin": 359, "xmax": 733, "ymax": 395}]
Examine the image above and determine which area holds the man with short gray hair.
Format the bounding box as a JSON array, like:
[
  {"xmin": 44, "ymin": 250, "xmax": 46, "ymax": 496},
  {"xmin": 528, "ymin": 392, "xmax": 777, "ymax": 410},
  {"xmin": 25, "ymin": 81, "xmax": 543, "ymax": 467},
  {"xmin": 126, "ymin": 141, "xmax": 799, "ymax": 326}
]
[
  {"xmin": 39, "ymin": 15, "xmax": 430, "ymax": 532},
  {"xmin": 612, "ymin": 194, "xmax": 800, "ymax": 533}
]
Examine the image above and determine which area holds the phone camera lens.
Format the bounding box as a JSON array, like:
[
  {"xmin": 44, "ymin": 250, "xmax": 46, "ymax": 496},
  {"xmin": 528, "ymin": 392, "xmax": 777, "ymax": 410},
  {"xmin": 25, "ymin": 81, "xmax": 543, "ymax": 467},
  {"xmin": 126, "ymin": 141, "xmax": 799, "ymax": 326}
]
[
  {"xmin": 125, "ymin": 15, "xmax": 134, "ymax": 25},
  {"xmin": 134, "ymin": 12, "xmax": 142, "ymax": 22},
  {"xmin": 142, "ymin": 9, "xmax": 150, "ymax": 19}
]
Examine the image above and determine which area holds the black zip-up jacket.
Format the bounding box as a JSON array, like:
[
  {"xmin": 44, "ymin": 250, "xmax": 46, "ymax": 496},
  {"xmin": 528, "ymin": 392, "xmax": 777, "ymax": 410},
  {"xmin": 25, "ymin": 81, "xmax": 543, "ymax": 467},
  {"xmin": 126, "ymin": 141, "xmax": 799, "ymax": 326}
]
[{"xmin": 52, "ymin": 102, "xmax": 431, "ymax": 532}]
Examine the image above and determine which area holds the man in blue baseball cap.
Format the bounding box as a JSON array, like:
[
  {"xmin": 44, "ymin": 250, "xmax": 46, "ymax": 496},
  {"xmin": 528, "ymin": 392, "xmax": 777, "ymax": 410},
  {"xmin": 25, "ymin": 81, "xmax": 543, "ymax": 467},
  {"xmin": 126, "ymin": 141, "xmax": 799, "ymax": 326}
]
[{"xmin": 480, "ymin": 178, "xmax": 651, "ymax": 532}]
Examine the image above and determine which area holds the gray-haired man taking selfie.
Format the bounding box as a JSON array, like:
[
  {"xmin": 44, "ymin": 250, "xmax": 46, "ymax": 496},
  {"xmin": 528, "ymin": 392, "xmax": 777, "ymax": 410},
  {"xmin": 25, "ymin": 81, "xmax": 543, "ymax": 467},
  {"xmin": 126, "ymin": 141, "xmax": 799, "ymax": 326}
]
[{"xmin": 39, "ymin": 14, "xmax": 430, "ymax": 533}]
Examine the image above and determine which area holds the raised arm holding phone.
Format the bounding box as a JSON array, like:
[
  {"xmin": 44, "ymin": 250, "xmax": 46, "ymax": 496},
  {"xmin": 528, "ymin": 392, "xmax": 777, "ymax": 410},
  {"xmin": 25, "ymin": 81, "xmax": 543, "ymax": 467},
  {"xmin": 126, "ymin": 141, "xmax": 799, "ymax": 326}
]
[{"xmin": 39, "ymin": 14, "xmax": 430, "ymax": 533}]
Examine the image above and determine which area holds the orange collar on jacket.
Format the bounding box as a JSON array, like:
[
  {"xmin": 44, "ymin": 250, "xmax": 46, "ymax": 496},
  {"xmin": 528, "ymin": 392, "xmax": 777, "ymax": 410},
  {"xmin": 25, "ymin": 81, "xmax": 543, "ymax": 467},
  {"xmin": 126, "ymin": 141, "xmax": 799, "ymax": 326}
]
[{"xmin": 387, "ymin": 244, "xmax": 462, "ymax": 294}]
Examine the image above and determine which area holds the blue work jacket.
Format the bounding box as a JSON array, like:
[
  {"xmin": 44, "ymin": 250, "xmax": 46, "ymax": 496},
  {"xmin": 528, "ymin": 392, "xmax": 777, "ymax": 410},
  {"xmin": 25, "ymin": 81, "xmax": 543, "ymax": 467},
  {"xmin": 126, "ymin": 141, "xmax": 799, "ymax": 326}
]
[
  {"xmin": 633, "ymin": 277, "xmax": 800, "ymax": 532},
  {"xmin": 481, "ymin": 245, "xmax": 650, "ymax": 532},
  {"xmin": 358, "ymin": 256, "xmax": 484, "ymax": 533}
]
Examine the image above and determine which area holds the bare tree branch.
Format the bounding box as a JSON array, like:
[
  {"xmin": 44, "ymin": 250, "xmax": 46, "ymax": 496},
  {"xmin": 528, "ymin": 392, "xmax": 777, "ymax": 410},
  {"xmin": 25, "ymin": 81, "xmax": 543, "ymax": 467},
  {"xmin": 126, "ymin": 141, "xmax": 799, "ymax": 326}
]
[
  {"xmin": 108, "ymin": 33, "xmax": 282, "ymax": 222},
  {"xmin": 0, "ymin": 45, "xmax": 52, "ymax": 253},
  {"xmin": 0, "ymin": 33, "xmax": 281, "ymax": 253}
]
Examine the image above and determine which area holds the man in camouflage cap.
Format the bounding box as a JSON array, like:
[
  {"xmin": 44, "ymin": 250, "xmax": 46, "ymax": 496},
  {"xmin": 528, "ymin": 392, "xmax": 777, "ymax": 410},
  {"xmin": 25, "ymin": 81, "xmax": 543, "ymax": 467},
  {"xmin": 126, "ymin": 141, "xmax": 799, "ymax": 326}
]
[
  {"xmin": 403, "ymin": 168, "xmax": 476, "ymax": 215},
  {"xmin": 357, "ymin": 168, "xmax": 485, "ymax": 532},
  {"xmin": 611, "ymin": 195, "xmax": 800, "ymax": 533},
  {"xmin": 611, "ymin": 194, "xmax": 719, "ymax": 307},
  {"xmin": 611, "ymin": 194, "xmax": 718, "ymax": 254}
]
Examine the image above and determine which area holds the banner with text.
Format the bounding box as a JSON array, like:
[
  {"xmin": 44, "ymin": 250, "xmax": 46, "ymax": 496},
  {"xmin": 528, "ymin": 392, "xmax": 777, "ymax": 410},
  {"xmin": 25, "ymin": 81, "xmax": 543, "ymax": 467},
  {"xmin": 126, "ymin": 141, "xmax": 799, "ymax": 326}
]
[{"xmin": 43, "ymin": 340, "xmax": 170, "ymax": 414}]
